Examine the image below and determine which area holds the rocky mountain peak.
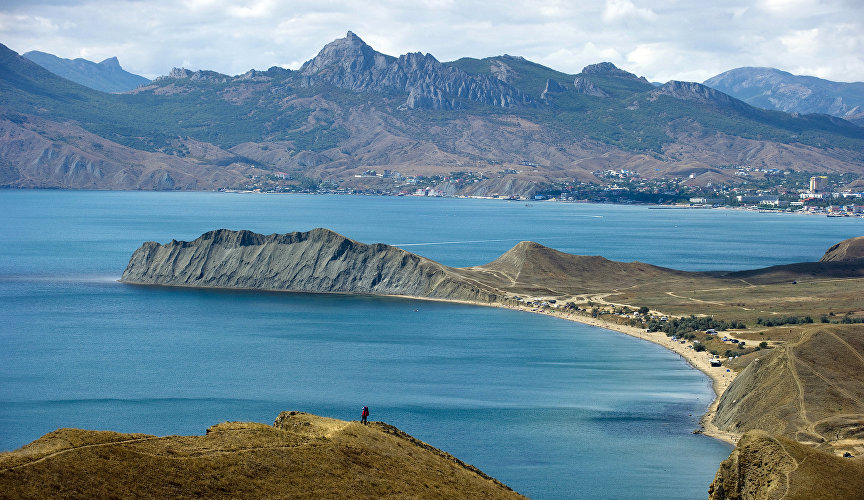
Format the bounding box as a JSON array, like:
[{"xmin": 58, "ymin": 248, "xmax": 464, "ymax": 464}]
[
  {"xmin": 299, "ymin": 31, "xmax": 392, "ymax": 78},
  {"xmin": 297, "ymin": 31, "xmax": 532, "ymax": 110},
  {"xmin": 581, "ymin": 62, "xmax": 643, "ymax": 81},
  {"xmin": 162, "ymin": 67, "xmax": 229, "ymax": 83},
  {"xmin": 98, "ymin": 56, "xmax": 120, "ymax": 69}
]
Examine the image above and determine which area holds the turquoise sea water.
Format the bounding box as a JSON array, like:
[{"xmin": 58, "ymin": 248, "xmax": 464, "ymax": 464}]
[{"xmin": 1, "ymin": 191, "xmax": 862, "ymax": 498}]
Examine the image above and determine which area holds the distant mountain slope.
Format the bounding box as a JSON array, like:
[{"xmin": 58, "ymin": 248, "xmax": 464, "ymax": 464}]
[
  {"xmin": 1, "ymin": 34, "xmax": 864, "ymax": 192},
  {"xmin": 704, "ymin": 67, "xmax": 864, "ymax": 126},
  {"xmin": 23, "ymin": 51, "xmax": 150, "ymax": 93}
]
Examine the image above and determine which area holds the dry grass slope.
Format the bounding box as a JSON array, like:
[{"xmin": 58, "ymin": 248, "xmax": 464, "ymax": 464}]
[
  {"xmin": 709, "ymin": 430, "xmax": 864, "ymax": 500},
  {"xmin": 0, "ymin": 411, "xmax": 524, "ymax": 499},
  {"xmin": 713, "ymin": 324, "xmax": 864, "ymax": 455}
]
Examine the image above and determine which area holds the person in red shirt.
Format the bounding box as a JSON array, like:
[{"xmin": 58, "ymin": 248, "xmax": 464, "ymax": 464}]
[{"xmin": 361, "ymin": 406, "xmax": 369, "ymax": 424}]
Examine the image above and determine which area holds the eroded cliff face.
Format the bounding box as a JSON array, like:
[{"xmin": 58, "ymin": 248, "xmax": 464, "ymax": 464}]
[{"xmin": 120, "ymin": 228, "xmax": 502, "ymax": 302}]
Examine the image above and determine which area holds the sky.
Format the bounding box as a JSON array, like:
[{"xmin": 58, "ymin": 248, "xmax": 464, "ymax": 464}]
[{"xmin": 1, "ymin": 0, "xmax": 862, "ymax": 83}]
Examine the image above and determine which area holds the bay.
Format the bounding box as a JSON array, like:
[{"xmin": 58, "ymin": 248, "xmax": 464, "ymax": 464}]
[{"xmin": 1, "ymin": 190, "xmax": 862, "ymax": 499}]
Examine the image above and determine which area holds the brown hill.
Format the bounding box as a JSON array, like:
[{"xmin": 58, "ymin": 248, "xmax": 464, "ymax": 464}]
[
  {"xmin": 709, "ymin": 430, "xmax": 864, "ymax": 500},
  {"xmin": 821, "ymin": 236, "xmax": 864, "ymax": 262},
  {"xmin": 713, "ymin": 324, "xmax": 864, "ymax": 454},
  {"xmin": 0, "ymin": 411, "xmax": 523, "ymax": 499},
  {"xmin": 460, "ymin": 240, "xmax": 702, "ymax": 296}
]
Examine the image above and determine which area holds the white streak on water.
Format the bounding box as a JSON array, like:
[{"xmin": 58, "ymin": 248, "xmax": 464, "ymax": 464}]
[{"xmin": 393, "ymin": 238, "xmax": 522, "ymax": 247}]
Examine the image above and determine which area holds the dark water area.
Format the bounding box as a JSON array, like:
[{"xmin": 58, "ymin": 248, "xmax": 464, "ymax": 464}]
[{"xmin": 1, "ymin": 191, "xmax": 861, "ymax": 498}]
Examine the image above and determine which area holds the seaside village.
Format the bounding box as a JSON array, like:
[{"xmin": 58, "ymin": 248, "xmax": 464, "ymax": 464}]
[{"xmin": 237, "ymin": 167, "xmax": 864, "ymax": 217}]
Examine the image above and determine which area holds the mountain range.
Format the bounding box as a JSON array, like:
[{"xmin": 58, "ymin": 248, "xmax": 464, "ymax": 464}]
[
  {"xmin": 22, "ymin": 51, "xmax": 150, "ymax": 93},
  {"xmin": 1, "ymin": 32, "xmax": 863, "ymax": 194},
  {"xmin": 704, "ymin": 67, "xmax": 864, "ymax": 126}
]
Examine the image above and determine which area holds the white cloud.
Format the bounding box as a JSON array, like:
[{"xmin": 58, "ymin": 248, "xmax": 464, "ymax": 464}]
[{"xmin": 602, "ymin": 0, "xmax": 657, "ymax": 23}]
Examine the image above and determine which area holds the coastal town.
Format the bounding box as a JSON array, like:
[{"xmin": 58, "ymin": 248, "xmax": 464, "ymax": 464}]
[{"xmin": 228, "ymin": 167, "xmax": 864, "ymax": 217}]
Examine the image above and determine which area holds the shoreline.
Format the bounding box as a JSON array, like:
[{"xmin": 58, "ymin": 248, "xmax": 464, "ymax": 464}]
[
  {"xmin": 396, "ymin": 292, "xmax": 742, "ymax": 445},
  {"xmin": 506, "ymin": 304, "xmax": 741, "ymax": 445}
]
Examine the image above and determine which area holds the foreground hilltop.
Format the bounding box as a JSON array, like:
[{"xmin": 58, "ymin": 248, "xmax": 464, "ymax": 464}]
[
  {"xmin": 709, "ymin": 430, "xmax": 864, "ymax": 499},
  {"xmin": 0, "ymin": 411, "xmax": 522, "ymax": 499}
]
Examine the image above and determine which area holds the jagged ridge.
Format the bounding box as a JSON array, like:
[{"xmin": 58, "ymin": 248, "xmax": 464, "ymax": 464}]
[{"xmin": 298, "ymin": 31, "xmax": 532, "ymax": 110}]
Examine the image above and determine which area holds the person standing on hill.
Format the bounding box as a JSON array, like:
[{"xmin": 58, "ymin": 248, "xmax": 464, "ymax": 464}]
[{"xmin": 361, "ymin": 406, "xmax": 369, "ymax": 424}]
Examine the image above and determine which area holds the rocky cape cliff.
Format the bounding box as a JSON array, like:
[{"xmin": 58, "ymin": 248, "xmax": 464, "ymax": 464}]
[
  {"xmin": 121, "ymin": 228, "xmax": 504, "ymax": 302},
  {"xmin": 820, "ymin": 235, "xmax": 864, "ymax": 262}
]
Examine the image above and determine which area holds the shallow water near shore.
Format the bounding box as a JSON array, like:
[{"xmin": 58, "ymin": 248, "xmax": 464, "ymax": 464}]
[{"xmin": 2, "ymin": 191, "xmax": 862, "ymax": 498}]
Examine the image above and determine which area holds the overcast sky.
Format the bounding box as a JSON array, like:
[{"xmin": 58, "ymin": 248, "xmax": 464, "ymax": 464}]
[{"xmin": 1, "ymin": 0, "xmax": 862, "ymax": 83}]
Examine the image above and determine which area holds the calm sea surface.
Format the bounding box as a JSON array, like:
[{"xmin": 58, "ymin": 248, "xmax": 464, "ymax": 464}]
[{"xmin": 2, "ymin": 191, "xmax": 862, "ymax": 498}]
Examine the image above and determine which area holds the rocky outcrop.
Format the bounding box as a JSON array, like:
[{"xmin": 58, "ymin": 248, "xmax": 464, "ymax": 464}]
[
  {"xmin": 581, "ymin": 62, "xmax": 648, "ymax": 83},
  {"xmin": 489, "ymin": 58, "xmax": 518, "ymax": 83},
  {"xmin": 820, "ymin": 236, "xmax": 864, "ymax": 262},
  {"xmin": 159, "ymin": 67, "xmax": 230, "ymax": 83},
  {"xmin": 708, "ymin": 430, "xmax": 864, "ymax": 500},
  {"xmin": 121, "ymin": 228, "xmax": 502, "ymax": 302},
  {"xmin": 649, "ymin": 81, "xmax": 751, "ymax": 112},
  {"xmin": 572, "ymin": 76, "xmax": 610, "ymax": 97},
  {"xmin": 299, "ymin": 31, "xmax": 532, "ymax": 110},
  {"xmin": 540, "ymin": 78, "xmax": 565, "ymax": 99}
]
